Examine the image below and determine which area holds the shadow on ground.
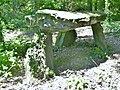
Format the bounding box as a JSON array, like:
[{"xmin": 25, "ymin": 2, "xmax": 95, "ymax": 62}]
[{"xmin": 53, "ymin": 32, "xmax": 120, "ymax": 74}]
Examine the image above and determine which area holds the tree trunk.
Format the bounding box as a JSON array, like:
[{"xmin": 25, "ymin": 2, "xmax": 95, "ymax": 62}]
[
  {"xmin": 94, "ymin": 0, "xmax": 98, "ymax": 11},
  {"xmin": 105, "ymin": 0, "xmax": 110, "ymax": 21},
  {"xmin": 0, "ymin": 25, "xmax": 5, "ymax": 51},
  {"xmin": 88, "ymin": 0, "xmax": 92, "ymax": 11}
]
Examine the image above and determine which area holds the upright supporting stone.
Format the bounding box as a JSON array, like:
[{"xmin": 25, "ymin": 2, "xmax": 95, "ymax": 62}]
[
  {"xmin": 91, "ymin": 22, "xmax": 107, "ymax": 51},
  {"xmin": 55, "ymin": 30, "xmax": 77, "ymax": 48},
  {"xmin": 45, "ymin": 32, "xmax": 54, "ymax": 70}
]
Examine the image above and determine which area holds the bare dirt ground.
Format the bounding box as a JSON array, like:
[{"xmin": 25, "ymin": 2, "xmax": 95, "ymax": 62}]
[{"xmin": 0, "ymin": 27, "xmax": 120, "ymax": 90}]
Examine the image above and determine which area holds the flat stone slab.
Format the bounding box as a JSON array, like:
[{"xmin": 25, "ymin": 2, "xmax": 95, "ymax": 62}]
[{"xmin": 25, "ymin": 9, "xmax": 106, "ymax": 32}]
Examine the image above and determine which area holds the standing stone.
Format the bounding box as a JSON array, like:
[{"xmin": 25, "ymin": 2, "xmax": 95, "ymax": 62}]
[
  {"xmin": 55, "ymin": 30, "xmax": 77, "ymax": 48},
  {"xmin": 91, "ymin": 22, "xmax": 107, "ymax": 51},
  {"xmin": 45, "ymin": 32, "xmax": 54, "ymax": 70}
]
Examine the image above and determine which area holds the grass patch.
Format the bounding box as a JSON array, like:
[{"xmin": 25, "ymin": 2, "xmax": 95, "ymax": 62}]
[{"xmin": 53, "ymin": 36, "xmax": 114, "ymax": 73}]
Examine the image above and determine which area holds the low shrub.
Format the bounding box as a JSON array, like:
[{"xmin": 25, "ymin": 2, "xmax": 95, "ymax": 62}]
[{"xmin": 0, "ymin": 50, "xmax": 19, "ymax": 77}]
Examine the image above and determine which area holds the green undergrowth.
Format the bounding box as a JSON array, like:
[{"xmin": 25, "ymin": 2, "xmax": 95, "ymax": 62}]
[
  {"xmin": 0, "ymin": 32, "xmax": 55, "ymax": 79},
  {"xmin": 103, "ymin": 20, "xmax": 120, "ymax": 33},
  {"xmin": 0, "ymin": 50, "xmax": 20, "ymax": 77},
  {"xmin": 5, "ymin": 36, "xmax": 33, "ymax": 57},
  {"xmin": 0, "ymin": 33, "xmax": 35, "ymax": 78},
  {"xmin": 54, "ymin": 39, "xmax": 113, "ymax": 73},
  {"xmin": 106, "ymin": 31, "xmax": 120, "ymax": 37}
]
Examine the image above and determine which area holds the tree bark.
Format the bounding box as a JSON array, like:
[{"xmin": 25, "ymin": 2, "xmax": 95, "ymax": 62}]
[
  {"xmin": 105, "ymin": 0, "xmax": 110, "ymax": 21},
  {"xmin": 88, "ymin": 0, "xmax": 92, "ymax": 11},
  {"xmin": 94, "ymin": 0, "xmax": 98, "ymax": 11},
  {"xmin": 0, "ymin": 25, "xmax": 5, "ymax": 51}
]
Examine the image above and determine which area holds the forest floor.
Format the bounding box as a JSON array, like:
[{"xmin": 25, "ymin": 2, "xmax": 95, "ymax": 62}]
[{"xmin": 0, "ymin": 27, "xmax": 120, "ymax": 90}]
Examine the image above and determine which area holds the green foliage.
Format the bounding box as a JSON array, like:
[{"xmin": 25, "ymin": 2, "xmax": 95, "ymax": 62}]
[
  {"xmin": 75, "ymin": 40, "xmax": 109, "ymax": 60},
  {"xmin": 102, "ymin": 0, "xmax": 120, "ymax": 32},
  {"xmin": 89, "ymin": 47, "xmax": 108, "ymax": 60},
  {"xmin": 0, "ymin": 42, "xmax": 4, "ymax": 51},
  {"xmin": 25, "ymin": 33, "xmax": 55, "ymax": 79},
  {"xmin": 67, "ymin": 74, "xmax": 88, "ymax": 90},
  {"xmin": 0, "ymin": 32, "xmax": 34, "ymax": 78},
  {"xmin": 5, "ymin": 36, "xmax": 33, "ymax": 57},
  {"xmin": 109, "ymin": 21, "xmax": 120, "ymax": 33},
  {"xmin": 103, "ymin": 20, "xmax": 120, "ymax": 32},
  {"xmin": 0, "ymin": 50, "xmax": 19, "ymax": 77},
  {"xmin": 109, "ymin": 0, "xmax": 120, "ymax": 21}
]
